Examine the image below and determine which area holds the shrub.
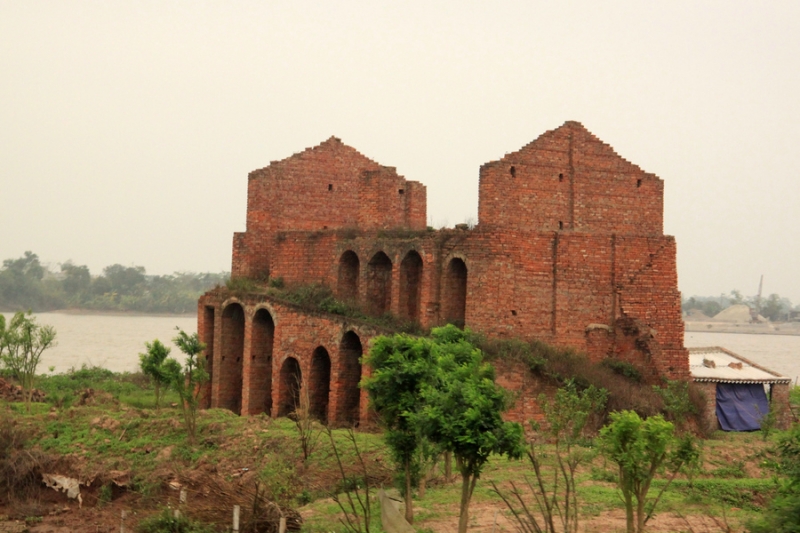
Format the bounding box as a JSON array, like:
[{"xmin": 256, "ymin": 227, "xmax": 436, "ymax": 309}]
[
  {"xmin": 748, "ymin": 423, "xmax": 800, "ymax": 533},
  {"xmin": 602, "ymin": 359, "xmax": 643, "ymax": 382},
  {"xmin": 136, "ymin": 508, "xmax": 215, "ymax": 533},
  {"xmin": 0, "ymin": 412, "xmax": 51, "ymax": 503}
]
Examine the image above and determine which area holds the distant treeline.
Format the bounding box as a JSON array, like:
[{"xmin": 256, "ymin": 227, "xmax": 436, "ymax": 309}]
[
  {"xmin": 0, "ymin": 251, "xmax": 227, "ymax": 314},
  {"xmin": 682, "ymin": 289, "xmax": 797, "ymax": 321}
]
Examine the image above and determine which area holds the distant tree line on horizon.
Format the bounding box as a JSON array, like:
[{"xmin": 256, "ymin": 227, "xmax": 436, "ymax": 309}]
[
  {"xmin": 0, "ymin": 251, "xmax": 228, "ymax": 314},
  {"xmin": 682, "ymin": 289, "xmax": 798, "ymax": 322}
]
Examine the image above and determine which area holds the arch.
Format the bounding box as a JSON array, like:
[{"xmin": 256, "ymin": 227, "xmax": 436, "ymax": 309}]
[
  {"xmin": 309, "ymin": 347, "xmax": 331, "ymax": 422},
  {"xmin": 443, "ymin": 257, "xmax": 468, "ymax": 328},
  {"xmin": 199, "ymin": 305, "xmax": 215, "ymax": 409},
  {"xmin": 338, "ymin": 251, "xmax": 360, "ymax": 302},
  {"xmin": 335, "ymin": 331, "xmax": 363, "ymax": 425},
  {"xmin": 248, "ymin": 308, "xmax": 275, "ymax": 415},
  {"xmin": 278, "ymin": 357, "xmax": 302, "ymax": 417},
  {"xmin": 399, "ymin": 250, "xmax": 423, "ymax": 322},
  {"xmin": 220, "ymin": 302, "xmax": 245, "ymax": 414},
  {"xmin": 367, "ymin": 251, "xmax": 392, "ymax": 316}
]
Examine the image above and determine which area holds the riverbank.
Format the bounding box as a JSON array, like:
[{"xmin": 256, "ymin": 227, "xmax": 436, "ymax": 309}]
[
  {"xmin": 50, "ymin": 308, "xmax": 197, "ymax": 318},
  {"xmin": 685, "ymin": 320, "xmax": 800, "ymax": 336}
]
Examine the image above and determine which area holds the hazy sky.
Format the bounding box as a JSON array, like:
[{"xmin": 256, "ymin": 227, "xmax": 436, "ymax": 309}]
[{"xmin": 1, "ymin": 2, "xmax": 799, "ymax": 302}]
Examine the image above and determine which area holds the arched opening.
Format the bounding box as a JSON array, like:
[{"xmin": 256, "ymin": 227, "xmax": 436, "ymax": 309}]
[
  {"xmin": 309, "ymin": 347, "xmax": 331, "ymax": 422},
  {"xmin": 367, "ymin": 252, "xmax": 392, "ymax": 316},
  {"xmin": 278, "ymin": 358, "xmax": 302, "ymax": 418},
  {"xmin": 248, "ymin": 308, "xmax": 274, "ymax": 415},
  {"xmin": 199, "ymin": 306, "xmax": 215, "ymax": 409},
  {"xmin": 336, "ymin": 331, "xmax": 363, "ymax": 426},
  {"xmin": 399, "ymin": 251, "xmax": 423, "ymax": 322},
  {"xmin": 443, "ymin": 258, "xmax": 468, "ymax": 328},
  {"xmin": 337, "ymin": 251, "xmax": 360, "ymax": 302},
  {"xmin": 220, "ymin": 303, "xmax": 245, "ymax": 414}
]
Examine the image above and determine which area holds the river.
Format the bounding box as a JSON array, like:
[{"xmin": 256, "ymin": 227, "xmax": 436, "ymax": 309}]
[
  {"xmin": 1, "ymin": 312, "xmax": 197, "ymax": 374},
  {"xmin": 2, "ymin": 313, "xmax": 798, "ymax": 382}
]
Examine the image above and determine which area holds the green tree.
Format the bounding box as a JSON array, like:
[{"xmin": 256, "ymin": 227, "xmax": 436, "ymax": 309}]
[
  {"xmin": 61, "ymin": 262, "xmax": 91, "ymax": 300},
  {"xmin": 730, "ymin": 289, "xmax": 744, "ymax": 305},
  {"xmin": 761, "ymin": 293, "xmax": 788, "ymax": 321},
  {"xmin": 139, "ymin": 339, "xmax": 174, "ymax": 409},
  {"xmin": 748, "ymin": 423, "xmax": 800, "ymax": 532},
  {"xmin": 362, "ymin": 333, "xmax": 435, "ymax": 524},
  {"xmin": 414, "ymin": 325, "xmax": 525, "ymax": 533},
  {"xmin": 0, "ymin": 251, "xmax": 46, "ymax": 310},
  {"xmin": 103, "ymin": 264, "xmax": 146, "ymax": 295},
  {"xmin": 170, "ymin": 328, "xmax": 208, "ymax": 444},
  {"xmin": 0, "ymin": 311, "xmax": 57, "ymax": 411},
  {"xmin": 495, "ymin": 380, "xmax": 607, "ymax": 533},
  {"xmin": 597, "ymin": 411, "xmax": 700, "ymax": 533}
]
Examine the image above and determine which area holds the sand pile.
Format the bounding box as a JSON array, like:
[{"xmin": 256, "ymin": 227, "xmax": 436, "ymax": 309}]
[
  {"xmin": 713, "ymin": 304, "xmax": 764, "ymax": 323},
  {"xmin": 685, "ymin": 309, "xmax": 713, "ymax": 321}
]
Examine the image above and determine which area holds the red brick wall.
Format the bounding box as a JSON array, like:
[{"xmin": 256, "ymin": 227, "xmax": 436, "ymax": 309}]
[
  {"xmin": 203, "ymin": 121, "xmax": 691, "ymax": 418},
  {"xmin": 478, "ymin": 122, "xmax": 662, "ymax": 235},
  {"xmin": 199, "ymin": 292, "xmax": 381, "ymax": 426}
]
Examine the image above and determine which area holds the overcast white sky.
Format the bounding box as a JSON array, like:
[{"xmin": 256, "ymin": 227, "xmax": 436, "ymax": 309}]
[{"xmin": 1, "ymin": 1, "xmax": 798, "ymax": 302}]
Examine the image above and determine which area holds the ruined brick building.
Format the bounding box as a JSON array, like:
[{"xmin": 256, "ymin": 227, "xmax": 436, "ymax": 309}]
[{"xmin": 198, "ymin": 121, "xmax": 689, "ymax": 424}]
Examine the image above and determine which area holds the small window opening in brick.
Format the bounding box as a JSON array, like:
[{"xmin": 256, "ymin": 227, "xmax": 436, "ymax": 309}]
[
  {"xmin": 636, "ymin": 179, "xmax": 642, "ymax": 188},
  {"xmin": 328, "ymin": 184, "xmax": 333, "ymax": 191},
  {"xmin": 511, "ymin": 310, "xmax": 517, "ymax": 316},
  {"xmin": 323, "ymin": 226, "xmax": 328, "ymax": 230},
  {"xmin": 509, "ymin": 166, "xmax": 516, "ymax": 178},
  {"xmin": 558, "ymin": 221, "xmax": 563, "ymax": 230},
  {"xmin": 398, "ymin": 189, "xmax": 404, "ymax": 194},
  {"xmin": 559, "ymin": 173, "xmax": 564, "ymax": 182}
]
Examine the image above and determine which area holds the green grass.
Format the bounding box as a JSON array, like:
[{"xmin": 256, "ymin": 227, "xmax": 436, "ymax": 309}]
[{"xmin": 1, "ymin": 366, "xmax": 790, "ymax": 531}]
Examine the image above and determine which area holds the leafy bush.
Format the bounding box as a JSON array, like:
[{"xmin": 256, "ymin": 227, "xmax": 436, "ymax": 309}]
[
  {"xmin": 477, "ymin": 336, "xmax": 666, "ymax": 426},
  {"xmin": 653, "ymin": 380, "xmax": 698, "ymax": 427},
  {"xmin": 136, "ymin": 508, "xmax": 216, "ymax": 533},
  {"xmin": 0, "ymin": 412, "xmax": 51, "ymax": 503},
  {"xmin": 602, "ymin": 359, "xmax": 643, "ymax": 382},
  {"xmin": 748, "ymin": 423, "xmax": 800, "ymax": 532}
]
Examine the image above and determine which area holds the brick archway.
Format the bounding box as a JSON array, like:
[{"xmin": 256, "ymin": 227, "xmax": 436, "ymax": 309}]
[
  {"xmin": 443, "ymin": 257, "xmax": 467, "ymax": 327},
  {"xmin": 338, "ymin": 251, "xmax": 360, "ymax": 302},
  {"xmin": 220, "ymin": 302, "xmax": 245, "ymax": 414},
  {"xmin": 248, "ymin": 308, "xmax": 275, "ymax": 415},
  {"xmin": 278, "ymin": 357, "xmax": 302, "ymax": 417},
  {"xmin": 367, "ymin": 252, "xmax": 392, "ymax": 316},
  {"xmin": 335, "ymin": 331, "xmax": 363, "ymax": 426},
  {"xmin": 399, "ymin": 250, "xmax": 423, "ymax": 322},
  {"xmin": 309, "ymin": 346, "xmax": 331, "ymax": 422}
]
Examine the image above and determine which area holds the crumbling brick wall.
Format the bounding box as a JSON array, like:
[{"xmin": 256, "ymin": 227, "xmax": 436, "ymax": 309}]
[{"xmin": 200, "ymin": 121, "xmax": 690, "ymax": 421}]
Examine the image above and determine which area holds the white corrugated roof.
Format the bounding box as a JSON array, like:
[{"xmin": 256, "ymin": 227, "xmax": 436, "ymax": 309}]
[{"xmin": 689, "ymin": 346, "xmax": 791, "ymax": 384}]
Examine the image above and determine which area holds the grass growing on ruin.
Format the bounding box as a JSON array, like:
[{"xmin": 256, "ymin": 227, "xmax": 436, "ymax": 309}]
[{"xmin": 219, "ymin": 275, "xmax": 427, "ymax": 334}]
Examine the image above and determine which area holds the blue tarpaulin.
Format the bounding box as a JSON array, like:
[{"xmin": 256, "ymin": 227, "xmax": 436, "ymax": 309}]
[{"xmin": 716, "ymin": 383, "xmax": 770, "ymax": 431}]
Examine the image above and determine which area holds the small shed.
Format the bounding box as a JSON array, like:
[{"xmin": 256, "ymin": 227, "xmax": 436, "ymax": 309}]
[{"xmin": 689, "ymin": 346, "xmax": 793, "ymax": 431}]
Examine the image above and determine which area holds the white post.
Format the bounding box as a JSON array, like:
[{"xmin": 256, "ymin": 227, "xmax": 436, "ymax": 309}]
[
  {"xmin": 120, "ymin": 510, "xmax": 127, "ymax": 533},
  {"xmin": 180, "ymin": 489, "xmax": 187, "ymax": 504},
  {"xmin": 233, "ymin": 505, "xmax": 240, "ymax": 532},
  {"xmin": 279, "ymin": 516, "xmax": 287, "ymax": 533}
]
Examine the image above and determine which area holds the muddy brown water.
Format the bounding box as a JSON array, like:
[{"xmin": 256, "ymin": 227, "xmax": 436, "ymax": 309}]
[{"xmin": 2, "ymin": 311, "xmax": 197, "ymax": 374}]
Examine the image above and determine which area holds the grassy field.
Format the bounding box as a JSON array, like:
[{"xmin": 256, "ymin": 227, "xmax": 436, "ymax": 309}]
[{"xmin": 0, "ymin": 367, "xmax": 793, "ymax": 532}]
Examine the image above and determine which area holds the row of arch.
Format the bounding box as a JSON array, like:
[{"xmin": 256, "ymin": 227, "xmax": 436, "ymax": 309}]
[
  {"xmin": 215, "ymin": 303, "xmax": 363, "ymax": 425},
  {"xmin": 337, "ymin": 249, "xmax": 468, "ymax": 326}
]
